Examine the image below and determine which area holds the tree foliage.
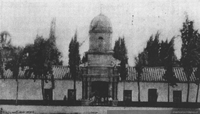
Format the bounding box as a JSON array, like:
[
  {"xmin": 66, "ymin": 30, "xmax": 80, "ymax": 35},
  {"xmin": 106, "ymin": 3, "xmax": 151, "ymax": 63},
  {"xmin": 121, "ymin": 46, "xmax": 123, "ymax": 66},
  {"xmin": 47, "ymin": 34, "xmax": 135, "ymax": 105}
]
[
  {"xmin": 137, "ymin": 32, "xmax": 179, "ymax": 67},
  {"xmin": 145, "ymin": 32, "xmax": 160, "ymax": 66},
  {"xmin": 4, "ymin": 46, "xmax": 25, "ymax": 104},
  {"xmin": 23, "ymin": 36, "xmax": 62, "ymax": 80},
  {"xmin": 180, "ymin": 17, "xmax": 200, "ymax": 77},
  {"xmin": 138, "ymin": 32, "xmax": 162, "ymax": 66},
  {"xmin": 0, "ymin": 31, "xmax": 12, "ymax": 79},
  {"xmin": 0, "ymin": 31, "xmax": 11, "ymax": 48},
  {"xmin": 5, "ymin": 46, "xmax": 25, "ymax": 80},
  {"xmin": 180, "ymin": 17, "xmax": 200, "ymax": 67},
  {"xmin": 180, "ymin": 16, "xmax": 200, "ymax": 102},
  {"xmin": 68, "ymin": 32, "xmax": 80, "ymax": 80},
  {"xmin": 162, "ymin": 37, "xmax": 178, "ymax": 86},
  {"xmin": 135, "ymin": 56, "xmax": 143, "ymax": 82},
  {"xmin": 135, "ymin": 55, "xmax": 143, "ymax": 102},
  {"xmin": 113, "ymin": 37, "xmax": 128, "ymax": 80},
  {"xmin": 135, "ymin": 32, "xmax": 178, "ymax": 85},
  {"xmin": 22, "ymin": 35, "xmax": 62, "ymax": 100}
]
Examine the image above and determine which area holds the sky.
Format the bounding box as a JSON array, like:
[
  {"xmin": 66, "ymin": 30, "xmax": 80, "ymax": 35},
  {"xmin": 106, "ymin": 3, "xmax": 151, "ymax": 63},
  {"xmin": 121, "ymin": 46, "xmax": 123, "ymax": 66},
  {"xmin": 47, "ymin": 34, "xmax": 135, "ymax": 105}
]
[{"xmin": 1, "ymin": 0, "xmax": 200, "ymax": 66}]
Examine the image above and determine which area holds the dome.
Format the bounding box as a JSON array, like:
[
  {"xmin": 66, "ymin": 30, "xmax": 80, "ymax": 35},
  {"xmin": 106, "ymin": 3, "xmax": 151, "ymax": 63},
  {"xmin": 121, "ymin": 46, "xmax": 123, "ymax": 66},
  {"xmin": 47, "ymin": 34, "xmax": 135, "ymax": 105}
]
[{"xmin": 89, "ymin": 14, "xmax": 112, "ymax": 33}]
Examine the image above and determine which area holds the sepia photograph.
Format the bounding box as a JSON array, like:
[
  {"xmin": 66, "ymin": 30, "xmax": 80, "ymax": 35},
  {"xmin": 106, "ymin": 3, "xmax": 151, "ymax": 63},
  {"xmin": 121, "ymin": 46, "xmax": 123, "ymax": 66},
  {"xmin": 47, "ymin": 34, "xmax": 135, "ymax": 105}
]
[{"xmin": 0, "ymin": 0, "xmax": 200, "ymax": 114}]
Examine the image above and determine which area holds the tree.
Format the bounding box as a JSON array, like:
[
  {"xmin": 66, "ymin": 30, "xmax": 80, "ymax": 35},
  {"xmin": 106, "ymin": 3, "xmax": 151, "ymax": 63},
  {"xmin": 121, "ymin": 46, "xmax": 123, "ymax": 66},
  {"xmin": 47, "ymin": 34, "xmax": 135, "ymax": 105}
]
[
  {"xmin": 81, "ymin": 53, "xmax": 88, "ymax": 66},
  {"xmin": 162, "ymin": 37, "xmax": 178, "ymax": 102},
  {"xmin": 135, "ymin": 54, "xmax": 143, "ymax": 102},
  {"xmin": 113, "ymin": 37, "xmax": 128, "ymax": 103},
  {"xmin": 135, "ymin": 32, "xmax": 179, "ymax": 102},
  {"xmin": 23, "ymin": 19, "xmax": 62, "ymax": 100},
  {"xmin": 24, "ymin": 37, "xmax": 48, "ymax": 100},
  {"xmin": 0, "ymin": 31, "xmax": 11, "ymax": 79},
  {"xmin": 195, "ymin": 65, "xmax": 200, "ymax": 102},
  {"xmin": 193, "ymin": 33, "xmax": 200, "ymax": 103},
  {"xmin": 138, "ymin": 32, "xmax": 162, "ymax": 67},
  {"xmin": 5, "ymin": 46, "xmax": 25, "ymax": 104},
  {"xmin": 23, "ymin": 35, "xmax": 62, "ymax": 100},
  {"xmin": 160, "ymin": 40, "xmax": 169, "ymax": 66},
  {"xmin": 113, "ymin": 37, "xmax": 128, "ymax": 80},
  {"xmin": 144, "ymin": 32, "xmax": 161, "ymax": 66},
  {"xmin": 68, "ymin": 32, "xmax": 80, "ymax": 101},
  {"xmin": 180, "ymin": 16, "xmax": 200, "ymax": 102},
  {"xmin": 0, "ymin": 31, "xmax": 11, "ymax": 47}
]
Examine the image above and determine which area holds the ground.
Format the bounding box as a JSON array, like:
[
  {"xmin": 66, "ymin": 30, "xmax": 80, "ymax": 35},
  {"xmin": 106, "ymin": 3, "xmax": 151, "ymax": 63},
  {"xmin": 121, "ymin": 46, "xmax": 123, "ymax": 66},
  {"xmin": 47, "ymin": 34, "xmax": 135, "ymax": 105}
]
[{"xmin": 0, "ymin": 105, "xmax": 199, "ymax": 114}]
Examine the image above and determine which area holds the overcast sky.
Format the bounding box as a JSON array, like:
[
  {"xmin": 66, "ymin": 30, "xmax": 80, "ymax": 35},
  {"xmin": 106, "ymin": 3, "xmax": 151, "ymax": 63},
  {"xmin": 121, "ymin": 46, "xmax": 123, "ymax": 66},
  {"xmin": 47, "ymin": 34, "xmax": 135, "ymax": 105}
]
[{"xmin": 1, "ymin": 0, "xmax": 200, "ymax": 66}]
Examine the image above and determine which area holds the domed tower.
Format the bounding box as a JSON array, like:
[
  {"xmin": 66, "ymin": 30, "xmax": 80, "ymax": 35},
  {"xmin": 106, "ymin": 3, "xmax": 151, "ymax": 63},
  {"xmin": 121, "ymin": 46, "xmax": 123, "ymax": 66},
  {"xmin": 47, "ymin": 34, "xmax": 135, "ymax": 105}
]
[
  {"xmin": 86, "ymin": 14, "xmax": 115, "ymax": 66},
  {"xmin": 82, "ymin": 14, "xmax": 119, "ymax": 105},
  {"xmin": 89, "ymin": 13, "xmax": 112, "ymax": 52}
]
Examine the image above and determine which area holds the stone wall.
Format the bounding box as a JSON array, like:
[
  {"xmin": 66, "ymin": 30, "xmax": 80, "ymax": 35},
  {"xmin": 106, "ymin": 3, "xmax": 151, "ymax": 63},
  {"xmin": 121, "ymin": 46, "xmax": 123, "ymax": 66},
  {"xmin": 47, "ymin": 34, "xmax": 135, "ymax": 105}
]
[
  {"xmin": 170, "ymin": 83, "xmax": 197, "ymax": 102},
  {"xmin": 117, "ymin": 81, "xmax": 200, "ymax": 102},
  {"xmin": 54, "ymin": 80, "xmax": 82, "ymax": 100},
  {"xmin": 18, "ymin": 80, "xmax": 42, "ymax": 100},
  {"xmin": 0, "ymin": 79, "xmax": 42, "ymax": 100},
  {"xmin": 0, "ymin": 79, "xmax": 17, "ymax": 99},
  {"xmin": 0, "ymin": 79, "xmax": 82, "ymax": 100},
  {"xmin": 0, "ymin": 79, "xmax": 199, "ymax": 102},
  {"xmin": 117, "ymin": 81, "xmax": 138, "ymax": 101}
]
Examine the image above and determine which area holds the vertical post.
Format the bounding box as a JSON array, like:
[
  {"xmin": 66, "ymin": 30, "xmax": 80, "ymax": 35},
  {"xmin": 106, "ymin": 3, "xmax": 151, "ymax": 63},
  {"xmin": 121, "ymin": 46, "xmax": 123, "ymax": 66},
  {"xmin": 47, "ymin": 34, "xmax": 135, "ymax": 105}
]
[
  {"xmin": 111, "ymin": 77, "xmax": 118, "ymax": 106},
  {"xmin": 114, "ymin": 81, "xmax": 118, "ymax": 100},
  {"xmin": 109, "ymin": 77, "xmax": 113, "ymax": 99},
  {"xmin": 112, "ymin": 77, "xmax": 115, "ymax": 100},
  {"xmin": 82, "ymin": 78, "xmax": 85, "ymax": 99},
  {"xmin": 16, "ymin": 79, "xmax": 19, "ymax": 105},
  {"xmin": 87, "ymin": 77, "xmax": 91, "ymax": 99},
  {"xmin": 113, "ymin": 78, "xmax": 117, "ymax": 100}
]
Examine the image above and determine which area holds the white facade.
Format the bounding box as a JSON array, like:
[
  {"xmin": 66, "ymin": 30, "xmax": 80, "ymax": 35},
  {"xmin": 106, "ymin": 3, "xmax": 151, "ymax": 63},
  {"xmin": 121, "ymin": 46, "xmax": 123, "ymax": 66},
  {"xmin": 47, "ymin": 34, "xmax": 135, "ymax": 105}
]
[
  {"xmin": 0, "ymin": 79, "xmax": 82, "ymax": 100},
  {"xmin": 0, "ymin": 79, "xmax": 199, "ymax": 103},
  {"xmin": 118, "ymin": 81, "xmax": 200, "ymax": 102}
]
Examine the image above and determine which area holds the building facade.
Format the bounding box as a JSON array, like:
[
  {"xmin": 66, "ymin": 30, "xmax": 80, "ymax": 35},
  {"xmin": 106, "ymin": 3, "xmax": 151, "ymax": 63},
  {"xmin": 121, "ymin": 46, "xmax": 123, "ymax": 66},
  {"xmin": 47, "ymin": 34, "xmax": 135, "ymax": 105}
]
[
  {"xmin": 0, "ymin": 66, "xmax": 200, "ymax": 103},
  {"xmin": 82, "ymin": 13, "xmax": 119, "ymax": 104},
  {"xmin": 0, "ymin": 14, "xmax": 199, "ymax": 105}
]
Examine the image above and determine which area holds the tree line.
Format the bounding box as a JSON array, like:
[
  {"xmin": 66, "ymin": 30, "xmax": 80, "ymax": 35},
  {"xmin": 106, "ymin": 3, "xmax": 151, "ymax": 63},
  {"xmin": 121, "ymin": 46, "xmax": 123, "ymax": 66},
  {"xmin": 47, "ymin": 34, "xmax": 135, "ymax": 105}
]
[{"xmin": 134, "ymin": 15, "xmax": 200, "ymax": 103}]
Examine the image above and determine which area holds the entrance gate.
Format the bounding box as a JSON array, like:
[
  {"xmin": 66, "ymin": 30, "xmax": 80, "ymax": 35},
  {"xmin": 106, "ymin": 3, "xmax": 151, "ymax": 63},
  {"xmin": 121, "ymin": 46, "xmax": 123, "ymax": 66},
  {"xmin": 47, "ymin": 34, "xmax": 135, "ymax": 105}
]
[{"xmin": 91, "ymin": 81, "xmax": 109, "ymax": 105}]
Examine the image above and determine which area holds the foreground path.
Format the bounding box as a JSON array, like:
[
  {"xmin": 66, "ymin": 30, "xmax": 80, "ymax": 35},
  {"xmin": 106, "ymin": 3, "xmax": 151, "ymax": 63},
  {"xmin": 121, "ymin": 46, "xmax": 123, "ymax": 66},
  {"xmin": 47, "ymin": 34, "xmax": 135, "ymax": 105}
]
[{"xmin": 0, "ymin": 105, "xmax": 199, "ymax": 114}]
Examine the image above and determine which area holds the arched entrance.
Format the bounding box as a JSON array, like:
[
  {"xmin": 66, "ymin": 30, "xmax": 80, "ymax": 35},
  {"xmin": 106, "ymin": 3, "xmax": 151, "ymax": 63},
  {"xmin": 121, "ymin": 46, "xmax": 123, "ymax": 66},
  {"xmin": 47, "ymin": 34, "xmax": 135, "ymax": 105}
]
[{"xmin": 91, "ymin": 81, "xmax": 109, "ymax": 105}]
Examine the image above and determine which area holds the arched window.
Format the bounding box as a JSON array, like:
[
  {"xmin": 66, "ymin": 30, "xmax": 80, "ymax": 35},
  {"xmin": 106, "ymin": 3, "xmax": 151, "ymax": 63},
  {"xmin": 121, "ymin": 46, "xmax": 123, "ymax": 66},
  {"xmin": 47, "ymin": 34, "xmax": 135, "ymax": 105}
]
[{"xmin": 98, "ymin": 37, "xmax": 104, "ymax": 51}]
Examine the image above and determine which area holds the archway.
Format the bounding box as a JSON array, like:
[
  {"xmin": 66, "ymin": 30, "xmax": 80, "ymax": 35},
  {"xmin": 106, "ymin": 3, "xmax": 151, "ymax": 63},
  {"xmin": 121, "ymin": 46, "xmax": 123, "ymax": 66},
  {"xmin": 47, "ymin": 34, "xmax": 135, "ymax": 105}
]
[{"xmin": 91, "ymin": 81, "xmax": 109, "ymax": 104}]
